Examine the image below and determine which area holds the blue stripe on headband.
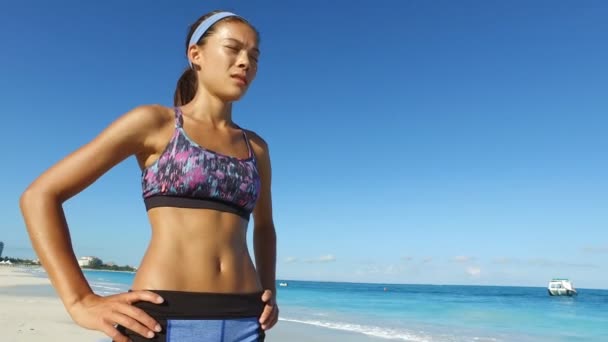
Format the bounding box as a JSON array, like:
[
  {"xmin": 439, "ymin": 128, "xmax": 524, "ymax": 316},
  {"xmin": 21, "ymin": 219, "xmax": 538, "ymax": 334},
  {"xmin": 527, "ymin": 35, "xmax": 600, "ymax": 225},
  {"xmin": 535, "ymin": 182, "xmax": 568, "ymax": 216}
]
[{"xmin": 188, "ymin": 11, "xmax": 242, "ymax": 67}]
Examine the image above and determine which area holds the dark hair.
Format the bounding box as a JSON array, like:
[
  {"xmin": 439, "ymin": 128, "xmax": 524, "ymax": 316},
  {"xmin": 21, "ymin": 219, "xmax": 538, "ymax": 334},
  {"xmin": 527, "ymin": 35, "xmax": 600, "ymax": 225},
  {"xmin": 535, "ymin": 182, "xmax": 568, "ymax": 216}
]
[{"xmin": 173, "ymin": 10, "xmax": 259, "ymax": 106}]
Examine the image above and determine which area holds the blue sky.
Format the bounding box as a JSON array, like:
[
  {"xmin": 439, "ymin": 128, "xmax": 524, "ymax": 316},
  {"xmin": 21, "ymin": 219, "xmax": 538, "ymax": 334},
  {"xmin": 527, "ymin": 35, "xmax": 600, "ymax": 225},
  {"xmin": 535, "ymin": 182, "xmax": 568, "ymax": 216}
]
[{"xmin": 1, "ymin": 0, "xmax": 606, "ymax": 289}]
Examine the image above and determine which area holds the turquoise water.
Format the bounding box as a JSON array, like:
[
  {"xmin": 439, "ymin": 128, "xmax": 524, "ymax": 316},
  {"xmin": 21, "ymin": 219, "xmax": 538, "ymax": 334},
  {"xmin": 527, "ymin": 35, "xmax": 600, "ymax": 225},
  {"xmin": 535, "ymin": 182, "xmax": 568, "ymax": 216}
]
[
  {"xmin": 274, "ymin": 281, "xmax": 608, "ymax": 341},
  {"xmin": 47, "ymin": 270, "xmax": 608, "ymax": 341}
]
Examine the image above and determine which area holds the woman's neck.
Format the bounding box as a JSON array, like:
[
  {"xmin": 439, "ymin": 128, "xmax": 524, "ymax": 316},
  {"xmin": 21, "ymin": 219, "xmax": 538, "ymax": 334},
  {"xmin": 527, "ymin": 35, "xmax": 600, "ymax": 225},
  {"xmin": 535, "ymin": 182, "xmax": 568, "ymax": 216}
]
[{"xmin": 182, "ymin": 89, "xmax": 233, "ymax": 127}]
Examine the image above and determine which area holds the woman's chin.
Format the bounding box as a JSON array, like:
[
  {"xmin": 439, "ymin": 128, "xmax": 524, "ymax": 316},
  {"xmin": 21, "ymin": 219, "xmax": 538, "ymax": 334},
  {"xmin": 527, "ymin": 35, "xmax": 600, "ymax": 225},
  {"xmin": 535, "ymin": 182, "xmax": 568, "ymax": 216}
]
[{"xmin": 219, "ymin": 89, "xmax": 248, "ymax": 102}]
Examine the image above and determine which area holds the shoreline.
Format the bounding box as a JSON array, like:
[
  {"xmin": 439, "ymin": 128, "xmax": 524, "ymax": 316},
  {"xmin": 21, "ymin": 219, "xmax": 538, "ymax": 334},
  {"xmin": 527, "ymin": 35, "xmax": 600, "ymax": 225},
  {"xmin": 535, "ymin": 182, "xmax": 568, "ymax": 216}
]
[
  {"xmin": 0, "ymin": 266, "xmax": 387, "ymax": 342},
  {"xmin": 81, "ymin": 268, "xmax": 136, "ymax": 274}
]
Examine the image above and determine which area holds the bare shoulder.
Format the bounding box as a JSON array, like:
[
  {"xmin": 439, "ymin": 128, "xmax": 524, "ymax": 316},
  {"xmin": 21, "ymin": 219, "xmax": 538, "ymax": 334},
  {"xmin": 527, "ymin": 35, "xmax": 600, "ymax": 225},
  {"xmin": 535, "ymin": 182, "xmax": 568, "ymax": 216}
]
[
  {"xmin": 120, "ymin": 104, "xmax": 174, "ymax": 133},
  {"xmin": 113, "ymin": 104, "xmax": 176, "ymax": 151},
  {"xmin": 243, "ymin": 129, "xmax": 270, "ymax": 158}
]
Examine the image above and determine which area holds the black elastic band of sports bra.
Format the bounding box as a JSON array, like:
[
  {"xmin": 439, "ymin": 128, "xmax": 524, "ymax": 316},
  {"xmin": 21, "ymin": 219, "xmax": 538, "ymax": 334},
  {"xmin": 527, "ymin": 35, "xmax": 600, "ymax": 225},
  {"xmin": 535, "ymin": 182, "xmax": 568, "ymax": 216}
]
[{"xmin": 144, "ymin": 195, "xmax": 251, "ymax": 221}]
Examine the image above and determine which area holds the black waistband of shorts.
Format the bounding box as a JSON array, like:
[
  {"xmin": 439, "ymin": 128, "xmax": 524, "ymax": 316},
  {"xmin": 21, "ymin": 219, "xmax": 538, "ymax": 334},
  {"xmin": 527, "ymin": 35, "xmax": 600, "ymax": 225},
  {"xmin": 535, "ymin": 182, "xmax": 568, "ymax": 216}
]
[{"xmin": 128, "ymin": 289, "xmax": 265, "ymax": 319}]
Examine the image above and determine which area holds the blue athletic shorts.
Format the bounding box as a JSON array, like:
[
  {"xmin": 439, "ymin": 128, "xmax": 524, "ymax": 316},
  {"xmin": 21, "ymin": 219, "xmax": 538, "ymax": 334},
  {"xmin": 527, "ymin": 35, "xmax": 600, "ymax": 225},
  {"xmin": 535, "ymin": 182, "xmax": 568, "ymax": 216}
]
[{"xmin": 115, "ymin": 290, "xmax": 266, "ymax": 341}]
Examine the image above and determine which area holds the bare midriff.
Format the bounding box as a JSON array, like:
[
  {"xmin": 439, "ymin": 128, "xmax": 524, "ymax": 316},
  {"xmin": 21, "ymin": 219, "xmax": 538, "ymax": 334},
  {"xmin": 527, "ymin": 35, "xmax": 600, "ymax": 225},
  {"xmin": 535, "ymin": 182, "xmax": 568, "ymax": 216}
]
[{"xmin": 131, "ymin": 207, "xmax": 262, "ymax": 294}]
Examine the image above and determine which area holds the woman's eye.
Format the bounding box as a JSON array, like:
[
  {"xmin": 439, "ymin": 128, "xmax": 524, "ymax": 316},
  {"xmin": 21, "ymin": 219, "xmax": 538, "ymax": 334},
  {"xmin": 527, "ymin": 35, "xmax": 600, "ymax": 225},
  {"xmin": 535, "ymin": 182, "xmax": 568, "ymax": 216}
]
[{"xmin": 226, "ymin": 46, "xmax": 240, "ymax": 53}]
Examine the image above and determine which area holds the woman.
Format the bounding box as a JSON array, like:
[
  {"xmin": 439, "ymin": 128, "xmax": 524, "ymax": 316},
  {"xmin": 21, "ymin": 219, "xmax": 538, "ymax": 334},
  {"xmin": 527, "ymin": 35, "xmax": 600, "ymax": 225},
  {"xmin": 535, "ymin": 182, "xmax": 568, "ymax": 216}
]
[{"xmin": 19, "ymin": 10, "xmax": 278, "ymax": 342}]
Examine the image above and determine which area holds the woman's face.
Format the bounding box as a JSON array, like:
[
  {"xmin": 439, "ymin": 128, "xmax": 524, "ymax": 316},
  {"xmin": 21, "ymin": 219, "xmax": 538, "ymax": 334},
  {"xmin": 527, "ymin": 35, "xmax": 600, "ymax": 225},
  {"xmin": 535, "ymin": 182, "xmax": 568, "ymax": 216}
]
[{"xmin": 191, "ymin": 21, "xmax": 260, "ymax": 102}]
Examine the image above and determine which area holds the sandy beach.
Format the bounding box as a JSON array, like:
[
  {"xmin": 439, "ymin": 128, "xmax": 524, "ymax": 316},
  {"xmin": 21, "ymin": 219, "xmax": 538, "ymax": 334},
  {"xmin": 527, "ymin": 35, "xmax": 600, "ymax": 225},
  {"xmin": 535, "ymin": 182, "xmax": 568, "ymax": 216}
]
[
  {"xmin": 0, "ymin": 266, "xmax": 385, "ymax": 342},
  {"xmin": 0, "ymin": 266, "xmax": 106, "ymax": 341}
]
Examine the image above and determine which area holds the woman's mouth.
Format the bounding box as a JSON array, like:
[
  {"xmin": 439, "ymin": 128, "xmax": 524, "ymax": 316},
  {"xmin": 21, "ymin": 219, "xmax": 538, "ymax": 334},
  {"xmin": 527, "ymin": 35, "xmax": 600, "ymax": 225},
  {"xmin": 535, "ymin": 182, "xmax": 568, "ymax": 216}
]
[{"xmin": 231, "ymin": 75, "xmax": 248, "ymax": 85}]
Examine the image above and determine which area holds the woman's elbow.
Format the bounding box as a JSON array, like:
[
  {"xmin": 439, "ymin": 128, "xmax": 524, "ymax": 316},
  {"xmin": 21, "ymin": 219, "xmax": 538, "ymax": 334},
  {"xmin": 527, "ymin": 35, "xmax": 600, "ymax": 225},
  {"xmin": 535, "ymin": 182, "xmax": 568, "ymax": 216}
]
[{"xmin": 19, "ymin": 185, "xmax": 55, "ymax": 217}]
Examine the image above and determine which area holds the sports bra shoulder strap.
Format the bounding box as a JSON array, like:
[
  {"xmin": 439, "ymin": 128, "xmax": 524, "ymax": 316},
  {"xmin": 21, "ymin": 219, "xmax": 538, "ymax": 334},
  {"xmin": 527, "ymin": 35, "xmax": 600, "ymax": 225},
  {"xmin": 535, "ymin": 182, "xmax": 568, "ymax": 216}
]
[
  {"xmin": 173, "ymin": 107, "xmax": 184, "ymax": 128},
  {"xmin": 240, "ymin": 129, "xmax": 255, "ymax": 160}
]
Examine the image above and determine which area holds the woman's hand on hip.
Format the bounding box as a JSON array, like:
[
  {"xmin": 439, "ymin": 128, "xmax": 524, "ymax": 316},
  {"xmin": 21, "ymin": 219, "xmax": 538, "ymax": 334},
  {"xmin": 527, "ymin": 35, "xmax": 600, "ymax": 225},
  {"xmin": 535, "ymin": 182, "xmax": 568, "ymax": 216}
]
[
  {"xmin": 68, "ymin": 290, "xmax": 164, "ymax": 342},
  {"xmin": 259, "ymin": 289, "xmax": 279, "ymax": 330}
]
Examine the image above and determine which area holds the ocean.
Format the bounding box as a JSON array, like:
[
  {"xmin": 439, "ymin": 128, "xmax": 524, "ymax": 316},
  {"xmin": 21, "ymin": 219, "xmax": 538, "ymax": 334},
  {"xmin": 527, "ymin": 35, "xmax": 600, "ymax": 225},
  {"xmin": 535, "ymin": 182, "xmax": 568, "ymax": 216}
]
[{"xmin": 31, "ymin": 269, "xmax": 608, "ymax": 341}]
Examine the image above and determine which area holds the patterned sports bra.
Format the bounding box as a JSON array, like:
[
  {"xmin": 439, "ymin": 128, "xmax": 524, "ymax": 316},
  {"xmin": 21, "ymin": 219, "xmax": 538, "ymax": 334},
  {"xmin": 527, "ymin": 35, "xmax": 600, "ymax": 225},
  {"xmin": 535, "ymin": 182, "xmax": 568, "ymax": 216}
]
[{"xmin": 141, "ymin": 107, "xmax": 261, "ymax": 221}]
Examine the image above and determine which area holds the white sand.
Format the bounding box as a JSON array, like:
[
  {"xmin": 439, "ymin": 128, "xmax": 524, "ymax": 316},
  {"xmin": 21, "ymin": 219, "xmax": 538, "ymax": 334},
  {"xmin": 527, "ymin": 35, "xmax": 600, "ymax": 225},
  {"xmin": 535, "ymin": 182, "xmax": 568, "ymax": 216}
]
[{"xmin": 0, "ymin": 266, "xmax": 106, "ymax": 342}]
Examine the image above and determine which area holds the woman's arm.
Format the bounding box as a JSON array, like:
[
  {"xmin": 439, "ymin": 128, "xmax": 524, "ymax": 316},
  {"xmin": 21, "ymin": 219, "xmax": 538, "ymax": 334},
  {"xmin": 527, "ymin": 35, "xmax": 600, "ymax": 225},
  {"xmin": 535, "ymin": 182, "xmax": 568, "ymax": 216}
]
[
  {"xmin": 249, "ymin": 133, "xmax": 278, "ymax": 330},
  {"xmin": 19, "ymin": 104, "xmax": 169, "ymax": 341}
]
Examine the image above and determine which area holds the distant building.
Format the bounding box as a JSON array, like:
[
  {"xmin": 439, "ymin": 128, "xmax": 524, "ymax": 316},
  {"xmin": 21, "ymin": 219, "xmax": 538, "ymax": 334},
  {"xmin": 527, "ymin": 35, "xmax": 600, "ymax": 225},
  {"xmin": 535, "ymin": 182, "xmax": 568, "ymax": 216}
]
[
  {"xmin": 0, "ymin": 241, "xmax": 4, "ymax": 258},
  {"xmin": 77, "ymin": 256, "xmax": 102, "ymax": 267}
]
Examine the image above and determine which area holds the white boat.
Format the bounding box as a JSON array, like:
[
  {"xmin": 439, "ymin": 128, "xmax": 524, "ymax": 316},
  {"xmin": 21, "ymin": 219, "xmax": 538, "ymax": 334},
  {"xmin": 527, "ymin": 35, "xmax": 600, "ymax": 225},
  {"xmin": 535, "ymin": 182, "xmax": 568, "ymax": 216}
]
[
  {"xmin": 547, "ymin": 278, "xmax": 577, "ymax": 296},
  {"xmin": 279, "ymin": 282, "xmax": 288, "ymax": 287}
]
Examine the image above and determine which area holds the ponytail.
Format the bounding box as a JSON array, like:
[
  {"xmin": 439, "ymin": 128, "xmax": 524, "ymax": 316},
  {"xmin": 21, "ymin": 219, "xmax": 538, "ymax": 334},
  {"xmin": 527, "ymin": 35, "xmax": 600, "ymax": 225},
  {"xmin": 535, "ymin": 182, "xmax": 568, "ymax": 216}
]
[{"xmin": 173, "ymin": 67, "xmax": 198, "ymax": 106}]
